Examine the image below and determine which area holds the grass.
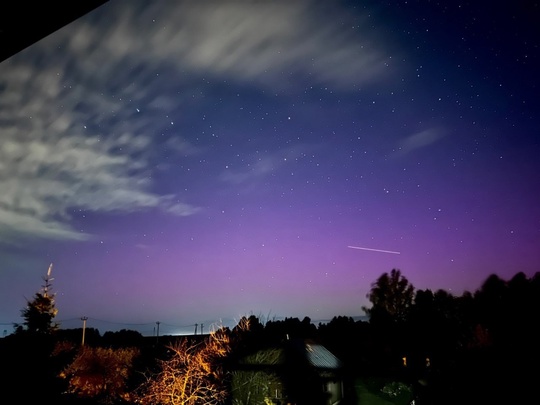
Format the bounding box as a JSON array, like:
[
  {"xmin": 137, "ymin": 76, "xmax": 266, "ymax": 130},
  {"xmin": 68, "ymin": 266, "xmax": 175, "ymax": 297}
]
[{"xmin": 354, "ymin": 376, "xmax": 414, "ymax": 405}]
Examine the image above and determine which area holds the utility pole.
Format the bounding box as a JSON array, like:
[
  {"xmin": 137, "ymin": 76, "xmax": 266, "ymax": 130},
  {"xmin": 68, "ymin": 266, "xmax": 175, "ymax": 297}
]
[
  {"xmin": 81, "ymin": 316, "xmax": 88, "ymax": 346},
  {"xmin": 194, "ymin": 323, "xmax": 198, "ymax": 335}
]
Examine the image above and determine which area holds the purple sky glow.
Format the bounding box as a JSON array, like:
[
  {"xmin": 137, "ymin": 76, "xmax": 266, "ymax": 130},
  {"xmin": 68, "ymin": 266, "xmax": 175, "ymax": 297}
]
[{"xmin": 1, "ymin": 0, "xmax": 539, "ymax": 336}]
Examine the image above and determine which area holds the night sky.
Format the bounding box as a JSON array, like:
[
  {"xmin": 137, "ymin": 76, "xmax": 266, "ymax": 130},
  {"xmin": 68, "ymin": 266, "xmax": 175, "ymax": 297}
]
[{"xmin": 1, "ymin": 0, "xmax": 539, "ymax": 336}]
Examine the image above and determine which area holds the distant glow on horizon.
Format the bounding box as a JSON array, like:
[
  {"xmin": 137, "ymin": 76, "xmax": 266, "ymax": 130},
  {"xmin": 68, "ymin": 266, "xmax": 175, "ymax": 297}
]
[{"xmin": 348, "ymin": 246, "xmax": 401, "ymax": 255}]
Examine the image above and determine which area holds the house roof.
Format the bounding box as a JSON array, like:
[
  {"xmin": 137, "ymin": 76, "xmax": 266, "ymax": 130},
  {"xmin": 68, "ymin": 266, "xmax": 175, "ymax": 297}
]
[
  {"xmin": 238, "ymin": 340, "xmax": 342, "ymax": 371},
  {"xmin": 304, "ymin": 342, "xmax": 342, "ymax": 369}
]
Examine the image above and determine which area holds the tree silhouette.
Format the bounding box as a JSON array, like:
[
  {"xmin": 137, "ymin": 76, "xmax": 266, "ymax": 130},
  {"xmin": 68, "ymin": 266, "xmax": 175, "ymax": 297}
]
[
  {"xmin": 2, "ymin": 264, "xmax": 63, "ymax": 401},
  {"xmin": 363, "ymin": 268, "xmax": 415, "ymax": 325},
  {"xmin": 17, "ymin": 263, "xmax": 59, "ymax": 334}
]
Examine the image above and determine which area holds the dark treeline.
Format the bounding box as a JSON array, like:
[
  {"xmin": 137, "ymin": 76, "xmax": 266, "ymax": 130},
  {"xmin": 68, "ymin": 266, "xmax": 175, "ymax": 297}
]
[
  {"xmin": 1, "ymin": 269, "xmax": 539, "ymax": 404},
  {"xmin": 318, "ymin": 270, "xmax": 540, "ymax": 404},
  {"xmin": 226, "ymin": 270, "xmax": 540, "ymax": 404}
]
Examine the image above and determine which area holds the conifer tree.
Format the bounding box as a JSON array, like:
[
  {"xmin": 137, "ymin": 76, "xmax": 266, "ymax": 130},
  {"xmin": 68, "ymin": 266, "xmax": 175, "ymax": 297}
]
[{"xmin": 18, "ymin": 263, "xmax": 59, "ymax": 334}]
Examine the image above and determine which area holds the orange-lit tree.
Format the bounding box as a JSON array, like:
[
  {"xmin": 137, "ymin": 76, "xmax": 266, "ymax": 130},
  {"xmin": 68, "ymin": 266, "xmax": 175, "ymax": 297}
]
[
  {"xmin": 136, "ymin": 327, "xmax": 231, "ymax": 405},
  {"xmin": 60, "ymin": 346, "xmax": 140, "ymax": 404}
]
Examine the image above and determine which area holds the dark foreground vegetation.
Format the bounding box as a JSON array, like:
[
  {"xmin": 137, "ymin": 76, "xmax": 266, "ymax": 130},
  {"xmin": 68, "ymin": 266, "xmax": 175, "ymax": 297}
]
[{"xmin": 1, "ymin": 269, "xmax": 539, "ymax": 405}]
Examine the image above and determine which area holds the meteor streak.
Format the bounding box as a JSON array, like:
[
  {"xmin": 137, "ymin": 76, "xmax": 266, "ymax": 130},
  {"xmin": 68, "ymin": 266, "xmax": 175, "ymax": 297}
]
[{"xmin": 347, "ymin": 246, "xmax": 401, "ymax": 254}]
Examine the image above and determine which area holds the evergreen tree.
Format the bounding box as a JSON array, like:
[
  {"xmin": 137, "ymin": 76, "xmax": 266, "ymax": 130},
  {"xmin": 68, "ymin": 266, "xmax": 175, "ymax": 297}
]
[{"xmin": 17, "ymin": 263, "xmax": 59, "ymax": 334}]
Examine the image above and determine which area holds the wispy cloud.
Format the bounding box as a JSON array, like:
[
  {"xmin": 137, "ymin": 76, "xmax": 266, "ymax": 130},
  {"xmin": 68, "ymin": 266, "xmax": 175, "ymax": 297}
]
[
  {"xmin": 393, "ymin": 128, "xmax": 446, "ymax": 157},
  {"xmin": 220, "ymin": 157, "xmax": 277, "ymax": 185},
  {"xmin": 0, "ymin": 0, "xmax": 390, "ymax": 242},
  {"xmin": 0, "ymin": 61, "xmax": 199, "ymax": 243},
  {"xmin": 61, "ymin": 0, "xmax": 390, "ymax": 91},
  {"xmin": 219, "ymin": 145, "xmax": 315, "ymax": 185}
]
